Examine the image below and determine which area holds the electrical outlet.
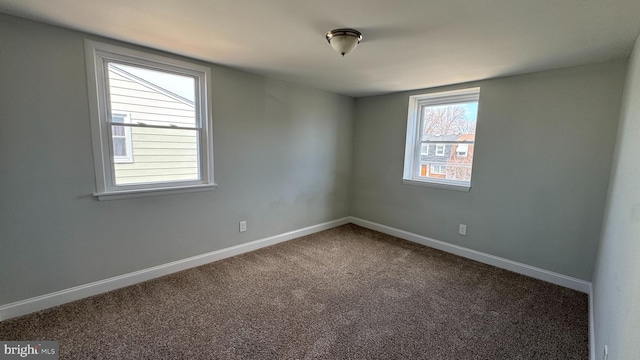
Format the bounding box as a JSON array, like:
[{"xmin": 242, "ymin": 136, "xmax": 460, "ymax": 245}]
[
  {"xmin": 603, "ymin": 345, "xmax": 608, "ymax": 360},
  {"xmin": 459, "ymin": 224, "xmax": 467, "ymax": 236},
  {"xmin": 239, "ymin": 221, "xmax": 247, "ymax": 233}
]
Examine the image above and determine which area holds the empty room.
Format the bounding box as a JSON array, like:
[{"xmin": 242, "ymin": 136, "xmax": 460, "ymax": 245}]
[{"xmin": 0, "ymin": 1, "xmax": 639, "ymax": 359}]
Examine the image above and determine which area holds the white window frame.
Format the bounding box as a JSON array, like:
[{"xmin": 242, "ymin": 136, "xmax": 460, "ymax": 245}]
[
  {"xmin": 111, "ymin": 112, "xmax": 133, "ymax": 164},
  {"xmin": 402, "ymin": 87, "xmax": 480, "ymax": 192},
  {"xmin": 85, "ymin": 40, "xmax": 216, "ymax": 200},
  {"xmin": 435, "ymin": 144, "xmax": 445, "ymax": 156}
]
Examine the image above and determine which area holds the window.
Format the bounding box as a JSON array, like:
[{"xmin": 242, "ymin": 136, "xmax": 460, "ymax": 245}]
[
  {"xmin": 403, "ymin": 88, "xmax": 480, "ymax": 191},
  {"xmin": 455, "ymin": 144, "xmax": 468, "ymax": 157},
  {"xmin": 85, "ymin": 40, "xmax": 215, "ymax": 200},
  {"xmin": 430, "ymin": 164, "xmax": 447, "ymax": 175},
  {"xmin": 111, "ymin": 113, "xmax": 133, "ymax": 163},
  {"xmin": 421, "ymin": 144, "xmax": 430, "ymax": 156}
]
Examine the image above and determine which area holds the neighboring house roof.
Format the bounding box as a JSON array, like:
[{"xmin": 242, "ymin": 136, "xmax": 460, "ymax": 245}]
[
  {"xmin": 109, "ymin": 65, "xmax": 195, "ymax": 107},
  {"xmin": 455, "ymin": 134, "xmax": 475, "ymax": 142},
  {"xmin": 424, "ymin": 134, "xmax": 474, "ymax": 143}
]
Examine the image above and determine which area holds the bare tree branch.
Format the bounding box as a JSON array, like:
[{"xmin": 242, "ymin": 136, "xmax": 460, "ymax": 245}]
[{"xmin": 422, "ymin": 105, "xmax": 475, "ymax": 137}]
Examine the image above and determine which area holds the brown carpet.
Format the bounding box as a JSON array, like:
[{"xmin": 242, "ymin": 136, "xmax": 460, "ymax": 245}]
[{"xmin": 0, "ymin": 224, "xmax": 588, "ymax": 359}]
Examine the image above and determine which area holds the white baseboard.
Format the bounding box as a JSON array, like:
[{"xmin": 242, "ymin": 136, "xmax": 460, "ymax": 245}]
[
  {"xmin": 589, "ymin": 286, "xmax": 595, "ymax": 360},
  {"xmin": 348, "ymin": 217, "xmax": 592, "ymax": 294},
  {"xmin": 0, "ymin": 217, "xmax": 350, "ymax": 321}
]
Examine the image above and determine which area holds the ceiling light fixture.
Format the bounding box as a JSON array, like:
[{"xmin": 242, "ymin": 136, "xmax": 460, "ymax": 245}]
[{"xmin": 325, "ymin": 28, "xmax": 363, "ymax": 56}]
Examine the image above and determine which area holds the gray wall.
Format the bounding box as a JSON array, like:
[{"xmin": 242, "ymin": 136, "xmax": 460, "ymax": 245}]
[
  {"xmin": 351, "ymin": 61, "xmax": 627, "ymax": 281},
  {"xmin": 592, "ymin": 34, "xmax": 640, "ymax": 360},
  {"xmin": 0, "ymin": 14, "xmax": 354, "ymax": 305}
]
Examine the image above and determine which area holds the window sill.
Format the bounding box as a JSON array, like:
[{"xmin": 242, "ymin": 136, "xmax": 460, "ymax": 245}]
[
  {"xmin": 93, "ymin": 183, "xmax": 217, "ymax": 201},
  {"xmin": 402, "ymin": 179, "xmax": 470, "ymax": 192}
]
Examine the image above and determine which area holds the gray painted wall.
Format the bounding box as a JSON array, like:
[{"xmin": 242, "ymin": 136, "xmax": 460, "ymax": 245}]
[
  {"xmin": 592, "ymin": 34, "xmax": 640, "ymax": 360},
  {"xmin": 0, "ymin": 14, "xmax": 354, "ymax": 305},
  {"xmin": 351, "ymin": 61, "xmax": 626, "ymax": 281}
]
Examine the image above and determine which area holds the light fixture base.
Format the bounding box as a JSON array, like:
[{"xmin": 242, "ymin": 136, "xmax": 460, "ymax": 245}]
[{"xmin": 326, "ymin": 28, "xmax": 363, "ymax": 56}]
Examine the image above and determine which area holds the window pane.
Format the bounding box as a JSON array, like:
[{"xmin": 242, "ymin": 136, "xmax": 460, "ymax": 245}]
[
  {"xmin": 455, "ymin": 144, "xmax": 468, "ymax": 157},
  {"xmin": 420, "ymin": 102, "xmax": 477, "ymax": 139},
  {"xmin": 419, "ymin": 101, "xmax": 477, "ymax": 183},
  {"xmin": 430, "ymin": 164, "xmax": 446, "ymax": 175},
  {"xmin": 113, "ymin": 138, "xmax": 127, "ymax": 157},
  {"xmin": 113, "ymin": 127, "xmax": 200, "ymax": 186},
  {"xmin": 112, "ymin": 125, "xmax": 125, "ymax": 137},
  {"xmin": 421, "ymin": 144, "xmax": 430, "ymax": 156},
  {"xmin": 107, "ymin": 63, "xmax": 197, "ymax": 128}
]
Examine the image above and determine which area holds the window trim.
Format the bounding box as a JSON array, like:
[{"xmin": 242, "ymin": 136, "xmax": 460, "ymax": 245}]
[
  {"xmin": 402, "ymin": 87, "xmax": 480, "ymax": 192},
  {"xmin": 84, "ymin": 40, "xmax": 216, "ymax": 200}
]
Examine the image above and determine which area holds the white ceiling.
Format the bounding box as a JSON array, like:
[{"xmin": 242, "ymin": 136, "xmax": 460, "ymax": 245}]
[{"xmin": 1, "ymin": 0, "xmax": 640, "ymax": 97}]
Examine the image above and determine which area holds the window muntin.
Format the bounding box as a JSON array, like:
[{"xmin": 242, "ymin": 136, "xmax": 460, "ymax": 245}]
[
  {"xmin": 85, "ymin": 40, "xmax": 215, "ymax": 199},
  {"xmin": 403, "ymin": 88, "xmax": 480, "ymax": 191}
]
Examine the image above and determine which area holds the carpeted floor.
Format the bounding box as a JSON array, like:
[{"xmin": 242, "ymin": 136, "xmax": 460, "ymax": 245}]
[{"xmin": 0, "ymin": 224, "xmax": 588, "ymax": 359}]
